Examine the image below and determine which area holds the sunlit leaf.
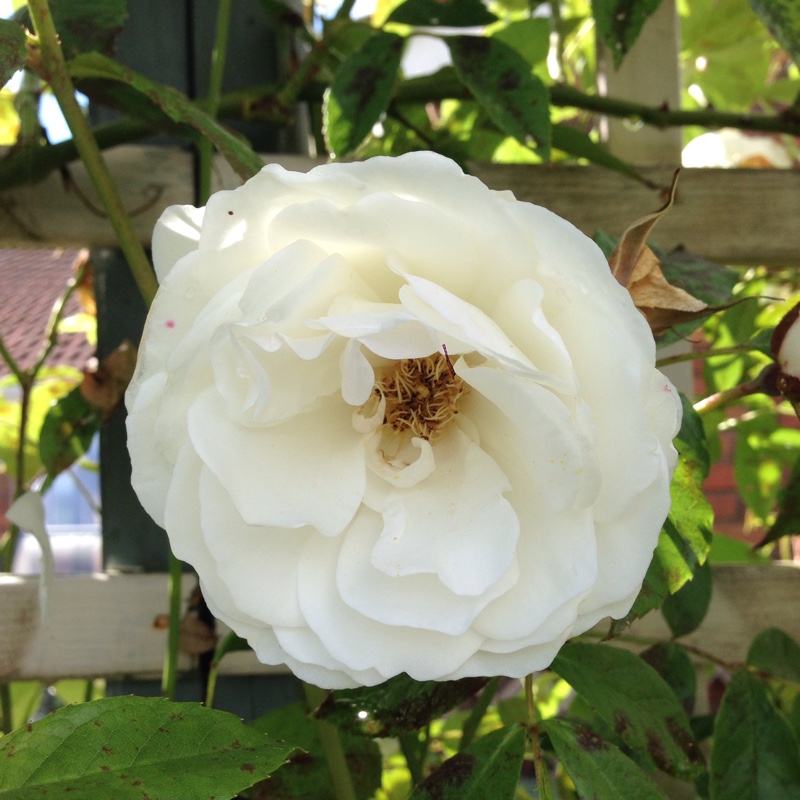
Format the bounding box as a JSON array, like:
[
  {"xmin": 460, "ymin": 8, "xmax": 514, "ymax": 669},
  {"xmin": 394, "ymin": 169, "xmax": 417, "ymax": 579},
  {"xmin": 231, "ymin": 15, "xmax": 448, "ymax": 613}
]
[
  {"xmin": 593, "ymin": 0, "xmax": 664, "ymax": 68},
  {"xmin": 324, "ymin": 31, "xmax": 404, "ymax": 157},
  {"xmin": 38, "ymin": 385, "xmax": 100, "ymax": 486},
  {"xmin": 0, "ymin": 696, "xmax": 295, "ymax": 800},
  {"xmin": 447, "ymin": 35, "xmax": 550, "ymax": 158}
]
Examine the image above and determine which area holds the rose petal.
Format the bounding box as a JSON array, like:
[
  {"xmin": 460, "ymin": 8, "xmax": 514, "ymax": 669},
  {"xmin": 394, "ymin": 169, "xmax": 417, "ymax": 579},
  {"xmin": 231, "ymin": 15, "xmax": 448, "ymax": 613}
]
[
  {"xmin": 371, "ymin": 426, "xmax": 519, "ymax": 597},
  {"xmin": 458, "ymin": 361, "xmax": 599, "ymax": 512},
  {"xmin": 195, "ymin": 468, "xmax": 308, "ymax": 627},
  {"xmin": 294, "ymin": 531, "xmax": 485, "ymax": 679},
  {"xmin": 188, "ymin": 389, "xmax": 365, "ymax": 536},
  {"xmin": 337, "ymin": 507, "xmax": 518, "ymax": 635},
  {"xmin": 152, "ymin": 204, "xmax": 204, "ymax": 283}
]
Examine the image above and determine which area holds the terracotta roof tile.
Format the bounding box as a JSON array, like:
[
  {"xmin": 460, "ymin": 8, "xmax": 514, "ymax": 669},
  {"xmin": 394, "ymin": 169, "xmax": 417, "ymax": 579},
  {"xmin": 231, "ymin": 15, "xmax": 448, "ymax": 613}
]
[{"xmin": 0, "ymin": 249, "xmax": 95, "ymax": 378}]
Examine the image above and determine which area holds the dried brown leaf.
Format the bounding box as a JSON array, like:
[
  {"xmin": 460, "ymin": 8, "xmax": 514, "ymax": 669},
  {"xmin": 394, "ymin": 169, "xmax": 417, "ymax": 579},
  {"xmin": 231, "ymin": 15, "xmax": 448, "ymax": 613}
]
[{"xmin": 80, "ymin": 340, "xmax": 137, "ymax": 416}]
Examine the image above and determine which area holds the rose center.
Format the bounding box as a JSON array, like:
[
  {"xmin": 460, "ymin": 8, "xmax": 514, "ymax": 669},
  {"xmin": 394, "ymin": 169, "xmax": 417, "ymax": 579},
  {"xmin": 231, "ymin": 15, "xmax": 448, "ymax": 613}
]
[{"xmin": 375, "ymin": 353, "xmax": 466, "ymax": 442}]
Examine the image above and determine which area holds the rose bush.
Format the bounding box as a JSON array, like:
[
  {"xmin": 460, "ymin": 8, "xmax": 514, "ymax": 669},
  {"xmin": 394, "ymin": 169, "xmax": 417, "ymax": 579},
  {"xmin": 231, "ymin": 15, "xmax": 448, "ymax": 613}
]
[{"xmin": 127, "ymin": 152, "xmax": 681, "ymax": 688}]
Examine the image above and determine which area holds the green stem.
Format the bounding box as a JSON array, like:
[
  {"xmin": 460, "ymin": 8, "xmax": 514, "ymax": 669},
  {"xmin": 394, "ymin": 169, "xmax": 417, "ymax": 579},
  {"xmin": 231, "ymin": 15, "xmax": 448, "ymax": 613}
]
[
  {"xmin": 334, "ymin": 0, "xmax": 358, "ymax": 20},
  {"xmin": 0, "ymin": 334, "xmax": 25, "ymax": 385},
  {"xmin": 525, "ymin": 675, "xmax": 554, "ymax": 800},
  {"xmin": 26, "ymin": 0, "xmax": 157, "ymax": 306},
  {"xmin": 161, "ymin": 551, "xmax": 183, "ymax": 700},
  {"xmin": 303, "ymin": 683, "xmax": 358, "ymax": 800},
  {"xmin": 694, "ymin": 378, "xmax": 765, "ymax": 416},
  {"xmin": 197, "ymin": 0, "xmax": 233, "ymax": 205},
  {"xmin": 32, "ymin": 256, "xmax": 88, "ymax": 376},
  {"xmin": 399, "ymin": 730, "xmax": 427, "ymax": 786},
  {"xmin": 656, "ymin": 344, "xmax": 756, "ymax": 368},
  {"xmin": 459, "ymin": 676, "xmax": 499, "ymax": 752}
]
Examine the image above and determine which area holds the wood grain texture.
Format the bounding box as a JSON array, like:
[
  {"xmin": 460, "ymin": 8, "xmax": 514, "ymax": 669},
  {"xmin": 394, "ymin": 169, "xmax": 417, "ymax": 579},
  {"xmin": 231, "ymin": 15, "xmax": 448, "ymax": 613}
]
[
  {"xmin": 0, "ymin": 564, "xmax": 796, "ymax": 682},
  {"xmin": 1, "ymin": 147, "xmax": 798, "ymax": 266}
]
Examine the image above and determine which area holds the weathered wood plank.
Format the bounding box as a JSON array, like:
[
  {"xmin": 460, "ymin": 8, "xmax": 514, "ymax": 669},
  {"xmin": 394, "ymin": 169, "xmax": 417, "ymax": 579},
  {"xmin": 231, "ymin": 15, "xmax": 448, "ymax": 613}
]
[
  {"xmin": 0, "ymin": 573, "xmax": 279, "ymax": 683},
  {"xmin": 0, "ymin": 564, "xmax": 796, "ymax": 682},
  {"xmin": 1, "ymin": 146, "xmax": 798, "ymax": 266}
]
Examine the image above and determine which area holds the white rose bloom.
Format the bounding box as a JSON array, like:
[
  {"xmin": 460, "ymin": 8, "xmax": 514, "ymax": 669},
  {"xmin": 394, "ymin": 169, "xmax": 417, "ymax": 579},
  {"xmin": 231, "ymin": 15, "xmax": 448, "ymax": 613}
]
[{"xmin": 127, "ymin": 152, "xmax": 681, "ymax": 689}]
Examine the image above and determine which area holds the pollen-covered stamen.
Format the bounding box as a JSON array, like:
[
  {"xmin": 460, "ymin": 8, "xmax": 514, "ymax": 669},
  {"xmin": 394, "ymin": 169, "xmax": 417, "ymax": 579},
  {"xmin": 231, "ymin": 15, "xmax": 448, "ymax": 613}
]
[{"xmin": 375, "ymin": 353, "xmax": 466, "ymax": 441}]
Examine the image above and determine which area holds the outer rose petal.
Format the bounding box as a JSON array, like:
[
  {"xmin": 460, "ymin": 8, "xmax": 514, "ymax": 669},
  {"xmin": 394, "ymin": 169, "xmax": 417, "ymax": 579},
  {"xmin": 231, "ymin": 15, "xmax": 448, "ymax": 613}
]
[
  {"xmin": 127, "ymin": 151, "xmax": 683, "ymax": 688},
  {"xmin": 188, "ymin": 389, "xmax": 365, "ymax": 536}
]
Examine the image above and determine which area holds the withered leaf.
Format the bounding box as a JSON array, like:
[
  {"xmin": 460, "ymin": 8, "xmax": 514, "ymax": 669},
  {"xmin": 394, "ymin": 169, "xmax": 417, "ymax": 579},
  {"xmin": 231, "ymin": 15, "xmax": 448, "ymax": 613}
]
[
  {"xmin": 608, "ymin": 171, "xmax": 727, "ymax": 336},
  {"xmin": 80, "ymin": 339, "xmax": 137, "ymax": 417}
]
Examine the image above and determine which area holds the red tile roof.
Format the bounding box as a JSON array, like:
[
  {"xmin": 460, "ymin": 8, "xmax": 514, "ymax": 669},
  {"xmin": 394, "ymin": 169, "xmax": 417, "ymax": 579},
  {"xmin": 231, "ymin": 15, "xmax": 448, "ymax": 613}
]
[{"xmin": 0, "ymin": 249, "xmax": 95, "ymax": 378}]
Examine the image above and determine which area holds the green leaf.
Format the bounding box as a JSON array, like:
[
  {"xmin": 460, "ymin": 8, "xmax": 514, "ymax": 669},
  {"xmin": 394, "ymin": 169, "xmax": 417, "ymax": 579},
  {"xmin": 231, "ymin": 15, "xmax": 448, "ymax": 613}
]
[
  {"xmin": 552, "ymin": 124, "xmax": 651, "ymax": 184},
  {"xmin": 248, "ymin": 703, "xmax": 381, "ymax": 800},
  {"xmin": 491, "ymin": 18, "xmax": 550, "ymax": 67},
  {"xmin": 552, "ymin": 642, "xmax": 705, "ymax": 779},
  {"xmin": 609, "ymin": 394, "xmax": 713, "ymax": 632},
  {"xmin": 67, "ymin": 53, "xmax": 262, "ymax": 181},
  {"xmin": 317, "ymin": 674, "xmax": 489, "ymax": 737},
  {"xmin": 0, "ymin": 696, "xmax": 295, "ymax": 800},
  {"xmin": 407, "ymin": 724, "xmax": 525, "ymax": 800},
  {"xmin": 324, "ymin": 31, "xmax": 404, "ymax": 157},
  {"xmin": 447, "ymin": 35, "xmax": 551, "ymax": 158},
  {"xmin": 747, "ymin": 628, "xmax": 800, "ymax": 684},
  {"xmin": 661, "ymin": 559, "xmax": 713, "ymax": 638},
  {"xmin": 0, "ymin": 367, "xmax": 83, "ymax": 483},
  {"xmin": 710, "ymin": 671, "xmax": 800, "ymax": 799},
  {"xmin": 760, "ymin": 452, "xmax": 800, "ymax": 546},
  {"xmin": 544, "ymin": 718, "xmax": 670, "ymax": 799},
  {"xmin": 388, "ymin": 0, "xmax": 498, "ymax": 27},
  {"xmin": 0, "ymin": 18, "xmax": 26, "ymax": 87},
  {"xmin": 38, "ymin": 385, "xmax": 100, "ymax": 485},
  {"xmin": 593, "ymin": 0, "xmax": 664, "ymax": 68},
  {"xmin": 640, "ymin": 643, "xmax": 697, "ymax": 716},
  {"xmin": 748, "ymin": 0, "xmax": 800, "ymax": 65}
]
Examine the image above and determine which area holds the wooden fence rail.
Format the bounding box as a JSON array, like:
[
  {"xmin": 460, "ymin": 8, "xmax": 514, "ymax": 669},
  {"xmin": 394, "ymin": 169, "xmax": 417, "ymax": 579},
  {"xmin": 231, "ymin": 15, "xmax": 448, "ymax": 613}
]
[
  {"xmin": 0, "ymin": 564, "xmax": 797, "ymax": 683},
  {"xmin": 2, "ymin": 147, "xmax": 799, "ymax": 266}
]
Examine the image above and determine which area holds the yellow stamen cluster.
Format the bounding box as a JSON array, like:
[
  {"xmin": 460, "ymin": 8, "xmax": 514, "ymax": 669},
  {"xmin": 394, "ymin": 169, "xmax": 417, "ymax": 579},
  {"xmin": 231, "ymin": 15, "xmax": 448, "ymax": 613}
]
[{"xmin": 375, "ymin": 353, "xmax": 465, "ymax": 441}]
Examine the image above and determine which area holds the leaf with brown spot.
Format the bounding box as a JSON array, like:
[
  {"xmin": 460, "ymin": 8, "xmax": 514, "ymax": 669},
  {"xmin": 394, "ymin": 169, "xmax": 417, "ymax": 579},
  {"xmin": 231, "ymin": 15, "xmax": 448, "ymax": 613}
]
[
  {"xmin": 407, "ymin": 724, "xmax": 526, "ymax": 800},
  {"xmin": 0, "ymin": 696, "xmax": 295, "ymax": 799},
  {"xmin": 552, "ymin": 643, "xmax": 705, "ymax": 780},
  {"xmin": 544, "ymin": 718, "xmax": 669, "ymax": 799}
]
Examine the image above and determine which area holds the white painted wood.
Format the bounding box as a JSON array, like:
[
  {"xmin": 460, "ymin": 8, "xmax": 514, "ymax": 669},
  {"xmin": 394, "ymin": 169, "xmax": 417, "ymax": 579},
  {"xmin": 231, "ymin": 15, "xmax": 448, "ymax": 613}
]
[
  {"xmin": 599, "ymin": 0, "xmax": 684, "ymax": 165},
  {"xmin": 1, "ymin": 148, "xmax": 797, "ymax": 265},
  {"xmin": 0, "ymin": 573, "xmax": 280, "ymax": 683},
  {"xmin": 0, "ymin": 565, "xmax": 796, "ymax": 682}
]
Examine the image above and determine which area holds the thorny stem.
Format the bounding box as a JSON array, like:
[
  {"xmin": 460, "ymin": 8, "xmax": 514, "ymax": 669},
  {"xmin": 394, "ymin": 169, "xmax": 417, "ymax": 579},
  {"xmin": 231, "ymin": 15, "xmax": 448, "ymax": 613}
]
[
  {"xmin": 197, "ymin": 0, "xmax": 232, "ymax": 205},
  {"xmin": 525, "ymin": 675, "xmax": 554, "ymax": 800},
  {"xmin": 693, "ymin": 378, "xmax": 766, "ymax": 416},
  {"xmin": 303, "ymin": 683, "xmax": 358, "ymax": 800},
  {"xmin": 26, "ymin": 0, "xmax": 157, "ymax": 306}
]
